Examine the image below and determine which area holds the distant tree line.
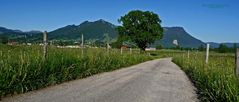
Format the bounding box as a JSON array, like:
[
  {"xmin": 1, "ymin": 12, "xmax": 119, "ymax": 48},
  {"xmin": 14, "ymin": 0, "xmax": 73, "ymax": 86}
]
[
  {"xmin": 154, "ymin": 43, "xmax": 237, "ymax": 53},
  {"xmin": 212, "ymin": 44, "xmax": 237, "ymax": 53},
  {"xmin": 197, "ymin": 44, "xmax": 237, "ymax": 53}
]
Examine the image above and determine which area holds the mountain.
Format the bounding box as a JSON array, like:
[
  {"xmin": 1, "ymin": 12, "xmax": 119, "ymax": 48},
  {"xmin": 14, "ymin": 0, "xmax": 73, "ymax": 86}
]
[
  {"xmin": 0, "ymin": 21, "xmax": 207, "ymax": 48},
  {"xmin": 0, "ymin": 27, "xmax": 23, "ymax": 34},
  {"xmin": 0, "ymin": 27, "xmax": 25, "ymax": 40},
  {"xmin": 153, "ymin": 27, "xmax": 205, "ymax": 48},
  {"xmin": 25, "ymin": 30, "xmax": 42, "ymax": 34},
  {"xmin": 0, "ymin": 27, "xmax": 41, "ymax": 37},
  {"xmin": 48, "ymin": 19, "xmax": 118, "ymax": 41},
  {"xmin": 0, "ymin": 27, "xmax": 42, "ymax": 43},
  {"xmin": 1, "ymin": 19, "xmax": 237, "ymax": 48},
  {"xmin": 48, "ymin": 20, "xmax": 204, "ymax": 48}
]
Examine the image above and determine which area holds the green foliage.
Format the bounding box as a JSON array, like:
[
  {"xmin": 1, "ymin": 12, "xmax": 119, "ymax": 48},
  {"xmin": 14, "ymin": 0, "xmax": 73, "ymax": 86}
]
[
  {"xmin": 209, "ymin": 44, "xmax": 236, "ymax": 53},
  {"xmin": 198, "ymin": 44, "xmax": 205, "ymax": 51},
  {"xmin": 111, "ymin": 41, "xmax": 122, "ymax": 48},
  {"xmin": 218, "ymin": 44, "xmax": 229, "ymax": 53},
  {"xmin": 117, "ymin": 10, "xmax": 164, "ymax": 51},
  {"xmin": 156, "ymin": 45, "xmax": 163, "ymax": 50},
  {"xmin": 233, "ymin": 43, "xmax": 237, "ymax": 49},
  {"xmin": 53, "ymin": 40, "xmax": 77, "ymax": 46},
  {"xmin": 0, "ymin": 35, "xmax": 8, "ymax": 44},
  {"xmin": 0, "ymin": 45, "xmax": 152, "ymax": 97}
]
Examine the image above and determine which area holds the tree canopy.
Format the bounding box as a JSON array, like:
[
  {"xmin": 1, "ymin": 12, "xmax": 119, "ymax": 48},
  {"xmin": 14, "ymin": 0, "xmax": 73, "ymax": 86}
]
[
  {"xmin": 0, "ymin": 35, "xmax": 8, "ymax": 44},
  {"xmin": 117, "ymin": 10, "xmax": 164, "ymax": 50}
]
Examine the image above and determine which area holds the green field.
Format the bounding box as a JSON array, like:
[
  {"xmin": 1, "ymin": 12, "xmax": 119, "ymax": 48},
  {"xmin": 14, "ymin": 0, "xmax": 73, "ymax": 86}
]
[
  {"xmin": 0, "ymin": 46, "xmax": 238, "ymax": 101},
  {"xmin": 171, "ymin": 51, "xmax": 239, "ymax": 102},
  {"xmin": 0, "ymin": 45, "xmax": 153, "ymax": 97}
]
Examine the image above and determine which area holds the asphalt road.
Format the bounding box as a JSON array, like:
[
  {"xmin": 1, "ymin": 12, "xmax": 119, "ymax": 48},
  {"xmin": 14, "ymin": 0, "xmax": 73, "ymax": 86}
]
[{"xmin": 1, "ymin": 58, "xmax": 199, "ymax": 102}]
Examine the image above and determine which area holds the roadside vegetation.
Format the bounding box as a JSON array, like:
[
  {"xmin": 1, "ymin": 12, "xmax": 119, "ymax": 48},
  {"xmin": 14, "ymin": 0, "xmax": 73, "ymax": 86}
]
[
  {"xmin": 0, "ymin": 45, "xmax": 153, "ymax": 97},
  {"xmin": 1, "ymin": 45, "xmax": 238, "ymax": 101},
  {"xmin": 171, "ymin": 51, "xmax": 239, "ymax": 102}
]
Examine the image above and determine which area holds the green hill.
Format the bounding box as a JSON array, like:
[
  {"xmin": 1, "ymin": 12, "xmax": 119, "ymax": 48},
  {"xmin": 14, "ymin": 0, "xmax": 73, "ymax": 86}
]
[{"xmin": 48, "ymin": 19, "xmax": 118, "ymax": 41}]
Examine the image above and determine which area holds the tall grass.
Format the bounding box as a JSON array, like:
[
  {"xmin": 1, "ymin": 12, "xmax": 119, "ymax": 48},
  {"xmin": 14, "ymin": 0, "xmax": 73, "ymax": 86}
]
[
  {"xmin": 1, "ymin": 46, "xmax": 238, "ymax": 101},
  {"xmin": 172, "ymin": 51, "xmax": 239, "ymax": 101},
  {"xmin": 0, "ymin": 45, "xmax": 152, "ymax": 97}
]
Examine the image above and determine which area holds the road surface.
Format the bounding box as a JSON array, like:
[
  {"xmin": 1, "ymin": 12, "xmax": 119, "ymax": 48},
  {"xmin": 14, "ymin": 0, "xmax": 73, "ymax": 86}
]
[{"xmin": 1, "ymin": 58, "xmax": 198, "ymax": 102}]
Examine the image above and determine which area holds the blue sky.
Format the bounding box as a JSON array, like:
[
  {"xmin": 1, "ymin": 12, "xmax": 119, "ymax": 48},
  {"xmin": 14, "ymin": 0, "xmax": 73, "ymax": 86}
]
[{"xmin": 0, "ymin": 0, "xmax": 238, "ymax": 43}]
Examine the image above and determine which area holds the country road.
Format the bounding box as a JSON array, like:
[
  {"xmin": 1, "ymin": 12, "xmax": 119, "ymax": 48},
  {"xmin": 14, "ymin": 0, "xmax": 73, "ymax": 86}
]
[{"xmin": 1, "ymin": 58, "xmax": 199, "ymax": 102}]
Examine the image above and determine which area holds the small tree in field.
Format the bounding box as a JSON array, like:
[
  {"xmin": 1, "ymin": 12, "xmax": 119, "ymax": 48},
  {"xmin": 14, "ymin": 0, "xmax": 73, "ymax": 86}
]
[
  {"xmin": 0, "ymin": 36, "xmax": 8, "ymax": 44},
  {"xmin": 218, "ymin": 44, "xmax": 229, "ymax": 53},
  {"xmin": 156, "ymin": 44, "xmax": 163, "ymax": 50},
  {"xmin": 117, "ymin": 10, "xmax": 164, "ymax": 51}
]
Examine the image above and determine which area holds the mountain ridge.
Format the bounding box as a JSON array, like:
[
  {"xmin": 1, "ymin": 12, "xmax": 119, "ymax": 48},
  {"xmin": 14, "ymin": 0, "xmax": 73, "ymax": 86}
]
[
  {"xmin": 48, "ymin": 19, "xmax": 118, "ymax": 40},
  {"xmin": 0, "ymin": 19, "xmax": 237, "ymax": 48},
  {"xmin": 157, "ymin": 27, "xmax": 205, "ymax": 48}
]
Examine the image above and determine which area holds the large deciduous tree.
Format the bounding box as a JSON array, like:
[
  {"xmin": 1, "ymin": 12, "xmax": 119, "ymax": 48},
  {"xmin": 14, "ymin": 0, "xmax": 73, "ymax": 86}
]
[{"xmin": 117, "ymin": 10, "xmax": 164, "ymax": 51}]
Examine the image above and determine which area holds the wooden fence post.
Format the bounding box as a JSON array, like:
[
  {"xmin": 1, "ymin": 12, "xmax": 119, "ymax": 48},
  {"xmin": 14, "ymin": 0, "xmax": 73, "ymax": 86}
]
[
  {"xmin": 196, "ymin": 50, "xmax": 198, "ymax": 57},
  {"xmin": 0, "ymin": 51, "xmax": 2, "ymax": 56},
  {"xmin": 205, "ymin": 44, "xmax": 210, "ymax": 64},
  {"xmin": 130, "ymin": 48, "xmax": 132, "ymax": 54},
  {"xmin": 187, "ymin": 50, "xmax": 190, "ymax": 59},
  {"xmin": 107, "ymin": 43, "xmax": 110, "ymax": 54},
  {"xmin": 81, "ymin": 34, "xmax": 84, "ymax": 56},
  {"xmin": 43, "ymin": 31, "xmax": 48, "ymax": 60},
  {"xmin": 236, "ymin": 48, "xmax": 239, "ymax": 77},
  {"xmin": 81, "ymin": 34, "xmax": 84, "ymax": 47},
  {"xmin": 121, "ymin": 47, "xmax": 123, "ymax": 55},
  {"xmin": 183, "ymin": 53, "xmax": 185, "ymax": 59}
]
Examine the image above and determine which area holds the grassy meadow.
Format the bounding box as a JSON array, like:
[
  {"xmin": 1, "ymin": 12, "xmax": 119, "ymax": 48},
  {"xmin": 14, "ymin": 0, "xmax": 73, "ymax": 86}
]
[
  {"xmin": 0, "ymin": 45, "xmax": 153, "ymax": 97},
  {"xmin": 171, "ymin": 51, "xmax": 239, "ymax": 102},
  {"xmin": 0, "ymin": 45, "xmax": 238, "ymax": 101}
]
